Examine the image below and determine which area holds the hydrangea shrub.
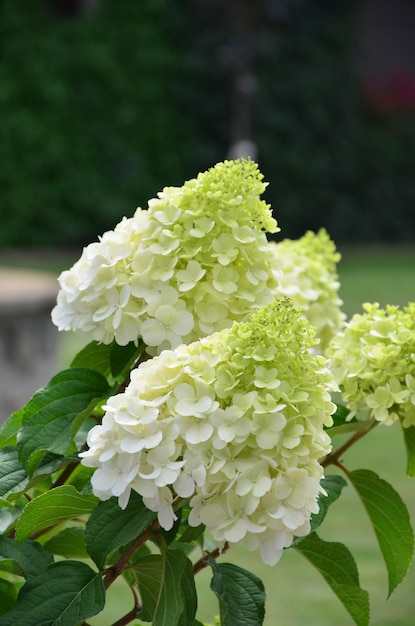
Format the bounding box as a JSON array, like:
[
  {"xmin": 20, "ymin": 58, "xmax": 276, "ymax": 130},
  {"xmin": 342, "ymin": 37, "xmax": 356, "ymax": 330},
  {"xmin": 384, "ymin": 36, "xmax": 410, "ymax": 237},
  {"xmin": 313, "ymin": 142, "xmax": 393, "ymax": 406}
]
[{"xmin": 0, "ymin": 160, "xmax": 413, "ymax": 626}]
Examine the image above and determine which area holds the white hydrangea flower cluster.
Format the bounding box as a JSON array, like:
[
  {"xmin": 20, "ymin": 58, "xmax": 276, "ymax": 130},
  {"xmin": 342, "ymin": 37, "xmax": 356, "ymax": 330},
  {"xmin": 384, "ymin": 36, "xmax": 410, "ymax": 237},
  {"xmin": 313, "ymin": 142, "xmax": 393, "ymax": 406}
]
[
  {"xmin": 269, "ymin": 229, "xmax": 346, "ymax": 354},
  {"xmin": 327, "ymin": 302, "xmax": 415, "ymax": 427},
  {"xmin": 81, "ymin": 300, "xmax": 336, "ymax": 566},
  {"xmin": 52, "ymin": 159, "xmax": 281, "ymax": 352}
]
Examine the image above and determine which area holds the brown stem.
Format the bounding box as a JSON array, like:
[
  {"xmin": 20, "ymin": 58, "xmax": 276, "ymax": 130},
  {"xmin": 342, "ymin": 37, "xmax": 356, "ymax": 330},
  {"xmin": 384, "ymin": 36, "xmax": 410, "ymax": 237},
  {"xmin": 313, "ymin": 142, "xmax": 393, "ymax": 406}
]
[
  {"xmin": 51, "ymin": 460, "xmax": 79, "ymax": 488},
  {"xmin": 111, "ymin": 607, "xmax": 142, "ymax": 626},
  {"xmin": 322, "ymin": 420, "xmax": 378, "ymax": 469},
  {"xmin": 193, "ymin": 542, "xmax": 230, "ymax": 575},
  {"xmin": 103, "ymin": 518, "xmax": 161, "ymax": 589}
]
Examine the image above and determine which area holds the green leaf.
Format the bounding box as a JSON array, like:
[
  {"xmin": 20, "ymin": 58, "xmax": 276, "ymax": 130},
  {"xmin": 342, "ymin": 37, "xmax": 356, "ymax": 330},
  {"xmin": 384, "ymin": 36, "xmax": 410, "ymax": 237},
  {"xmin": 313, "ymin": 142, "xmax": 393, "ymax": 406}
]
[
  {"xmin": 134, "ymin": 550, "xmax": 196, "ymax": 626},
  {"xmin": 15, "ymin": 485, "xmax": 98, "ymax": 542},
  {"xmin": 296, "ymin": 533, "xmax": 369, "ymax": 626},
  {"xmin": 0, "ymin": 408, "xmax": 24, "ymax": 449},
  {"xmin": 348, "ymin": 469, "xmax": 415, "ymax": 596},
  {"xmin": 209, "ymin": 560, "xmax": 265, "ymax": 626},
  {"xmin": 326, "ymin": 419, "xmax": 373, "ymax": 439},
  {"xmin": 64, "ymin": 462, "xmax": 95, "ymax": 493},
  {"xmin": 70, "ymin": 340, "xmax": 113, "ymax": 376},
  {"xmin": 43, "ymin": 527, "xmax": 88, "ymax": 559},
  {"xmin": 0, "ymin": 561, "xmax": 105, "ymax": 626},
  {"xmin": 309, "ymin": 474, "xmax": 347, "ymax": 533},
  {"xmin": 71, "ymin": 339, "xmax": 144, "ymax": 381},
  {"xmin": 177, "ymin": 556, "xmax": 198, "ymax": 626},
  {"xmin": 179, "ymin": 523, "xmax": 205, "ymax": 544},
  {"xmin": 0, "ymin": 579, "xmax": 18, "ymax": 616},
  {"xmin": 17, "ymin": 368, "xmax": 110, "ymax": 473},
  {"xmin": 85, "ymin": 491, "xmax": 156, "ymax": 570},
  {"xmin": 0, "ymin": 558, "xmax": 26, "ymax": 576},
  {"xmin": 0, "ymin": 536, "xmax": 54, "ymax": 579},
  {"xmin": 110, "ymin": 339, "xmax": 144, "ymax": 379},
  {"xmin": 0, "ymin": 447, "xmax": 28, "ymax": 498},
  {"xmin": 402, "ymin": 425, "xmax": 415, "ymax": 477},
  {"xmin": 330, "ymin": 404, "xmax": 352, "ymax": 427}
]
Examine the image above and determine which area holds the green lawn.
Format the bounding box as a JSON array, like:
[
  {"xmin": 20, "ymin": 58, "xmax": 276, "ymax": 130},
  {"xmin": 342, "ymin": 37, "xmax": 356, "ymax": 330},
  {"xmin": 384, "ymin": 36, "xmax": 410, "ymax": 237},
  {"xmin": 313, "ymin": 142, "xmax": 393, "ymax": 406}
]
[
  {"xmin": 2, "ymin": 245, "xmax": 415, "ymax": 625},
  {"xmin": 338, "ymin": 245, "xmax": 415, "ymax": 318}
]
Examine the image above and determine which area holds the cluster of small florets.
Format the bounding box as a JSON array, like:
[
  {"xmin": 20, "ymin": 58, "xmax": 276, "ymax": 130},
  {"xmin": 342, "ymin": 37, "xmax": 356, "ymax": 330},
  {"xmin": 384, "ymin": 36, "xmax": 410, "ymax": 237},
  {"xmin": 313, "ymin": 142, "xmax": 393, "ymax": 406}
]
[
  {"xmin": 81, "ymin": 300, "xmax": 336, "ymax": 566},
  {"xmin": 327, "ymin": 302, "xmax": 415, "ymax": 427},
  {"xmin": 52, "ymin": 159, "xmax": 281, "ymax": 352},
  {"xmin": 269, "ymin": 229, "xmax": 345, "ymax": 354}
]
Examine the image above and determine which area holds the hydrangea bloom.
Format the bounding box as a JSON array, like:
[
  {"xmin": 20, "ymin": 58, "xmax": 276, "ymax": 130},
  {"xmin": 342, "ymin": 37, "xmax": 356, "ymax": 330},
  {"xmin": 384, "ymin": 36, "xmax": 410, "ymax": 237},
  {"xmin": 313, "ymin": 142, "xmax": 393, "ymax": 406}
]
[
  {"xmin": 327, "ymin": 302, "xmax": 415, "ymax": 427},
  {"xmin": 269, "ymin": 229, "xmax": 346, "ymax": 354},
  {"xmin": 52, "ymin": 159, "xmax": 281, "ymax": 352},
  {"xmin": 81, "ymin": 300, "xmax": 336, "ymax": 565}
]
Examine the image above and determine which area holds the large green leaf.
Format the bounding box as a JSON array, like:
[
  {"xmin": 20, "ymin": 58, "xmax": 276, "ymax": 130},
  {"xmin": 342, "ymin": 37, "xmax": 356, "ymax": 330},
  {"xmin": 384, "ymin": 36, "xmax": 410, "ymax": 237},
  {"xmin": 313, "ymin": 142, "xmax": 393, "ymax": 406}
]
[
  {"xmin": 70, "ymin": 340, "xmax": 113, "ymax": 376},
  {"xmin": 296, "ymin": 532, "xmax": 369, "ymax": 626},
  {"xmin": 0, "ymin": 408, "xmax": 24, "ymax": 449},
  {"xmin": 0, "ymin": 579, "xmax": 17, "ymax": 616},
  {"xmin": 0, "ymin": 560, "xmax": 105, "ymax": 626},
  {"xmin": 15, "ymin": 485, "xmax": 98, "ymax": 542},
  {"xmin": 349, "ymin": 469, "xmax": 414, "ymax": 596},
  {"xmin": 0, "ymin": 447, "xmax": 28, "ymax": 498},
  {"xmin": 310, "ymin": 474, "xmax": 347, "ymax": 533},
  {"xmin": 0, "ymin": 536, "xmax": 54, "ymax": 579},
  {"xmin": 402, "ymin": 425, "xmax": 415, "ymax": 477},
  {"xmin": 177, "ymin": 556, "xmax": 198, "ymax": 626},
  {"xmin": 71, "ymin": 339, "xmax": 144, "ymax": 381},
  {"xmin": 109, "ymin": 339, "xmax": 144, "ymax": 379},
  {"xmin": 43, "ymin": 527, "xmax": 88, "ymax": 559},
  {"xmin": 209, "ymin": 560, "xmax": 265, "ymax": 626},
  {"xmin": 85, "ymin": 491, "xmax": 156, "ymax": 570},
  {"xmin": 16, "ymin": 368, "xmax": 110, "ymax": 473},
  {"xmin": 134, "ymin": 550, "xmax": 196, "ymax": 626}
]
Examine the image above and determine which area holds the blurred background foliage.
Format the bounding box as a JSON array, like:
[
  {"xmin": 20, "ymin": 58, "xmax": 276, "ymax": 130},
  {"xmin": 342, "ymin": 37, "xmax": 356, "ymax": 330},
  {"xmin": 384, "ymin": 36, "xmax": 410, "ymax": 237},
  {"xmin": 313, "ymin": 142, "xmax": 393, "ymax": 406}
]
[{"xmin": 1, "ymin": 0, "xmax": 415, "ymax": 246}]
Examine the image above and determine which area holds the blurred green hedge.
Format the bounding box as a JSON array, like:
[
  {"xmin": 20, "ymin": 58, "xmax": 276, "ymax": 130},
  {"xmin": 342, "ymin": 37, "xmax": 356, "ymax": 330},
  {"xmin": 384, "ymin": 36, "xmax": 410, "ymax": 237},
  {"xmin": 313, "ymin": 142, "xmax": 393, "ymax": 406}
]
[{"xmin": 1, "ymin": 0, "xmax": 415, "ymax": 246}]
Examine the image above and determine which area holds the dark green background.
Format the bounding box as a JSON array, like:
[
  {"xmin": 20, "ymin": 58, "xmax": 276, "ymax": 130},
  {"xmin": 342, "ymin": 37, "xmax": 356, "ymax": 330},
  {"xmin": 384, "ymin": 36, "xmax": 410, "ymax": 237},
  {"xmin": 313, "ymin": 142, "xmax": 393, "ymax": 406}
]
[{"xmin": 1, "ymin": 0, "xmax": 415, "ymax": 246}]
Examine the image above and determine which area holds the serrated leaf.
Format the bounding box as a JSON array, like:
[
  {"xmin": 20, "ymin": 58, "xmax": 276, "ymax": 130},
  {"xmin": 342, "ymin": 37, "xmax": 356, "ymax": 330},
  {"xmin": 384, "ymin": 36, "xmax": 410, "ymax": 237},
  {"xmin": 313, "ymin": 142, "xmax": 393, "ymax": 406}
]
[
  {"xmin": 348, "ymin": 469, "xmax": 414, "ymax": 596},
  {"xmin": 402, "ymin": 425, "xmax": 415, "ymax": 477},
  {"xmin": 296, "ymin": 532, "xmax": 369, "ymax": 626},
  {"xmin": 0, "ymin": 408, "xmax": 24, "ymax": 449},
  {"xmin": 134, "ymin": 550, "xmax": 195, "ymax": 626},
  {"xmin": 0, "ymin": 447, "xmax": 28, "ymax": 498},
  {"xmin": 43, "ymin": 527, "xmax": 88, "ymax": 559},
  {"xmin": 15, "ymin": 485, "xmax": 98, "ymax": 542},
  {"xmin": 85, "ymin": 491, "xmax": 156, "ymax": 570},
  {"xmin": 0, "ymin": 536, "xmax": 54, "ymax": 579},
  {"xmin": 309, "ymin": 475, "xmax": 347, "ymax": 533},
  {"xmin": 209, "ymin": 560, "xmax": 265, "ymax": 626},
  {"xmin": 16, "ymin": 368, "xmax": 110, "ymax": 474},
  {"xmin": 0, "ymin": 579, "xmax": 18, "ymax": 616},
  {"xmin": 0, "ymin": 560, "xmax": 105, "ymax": 626}
]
